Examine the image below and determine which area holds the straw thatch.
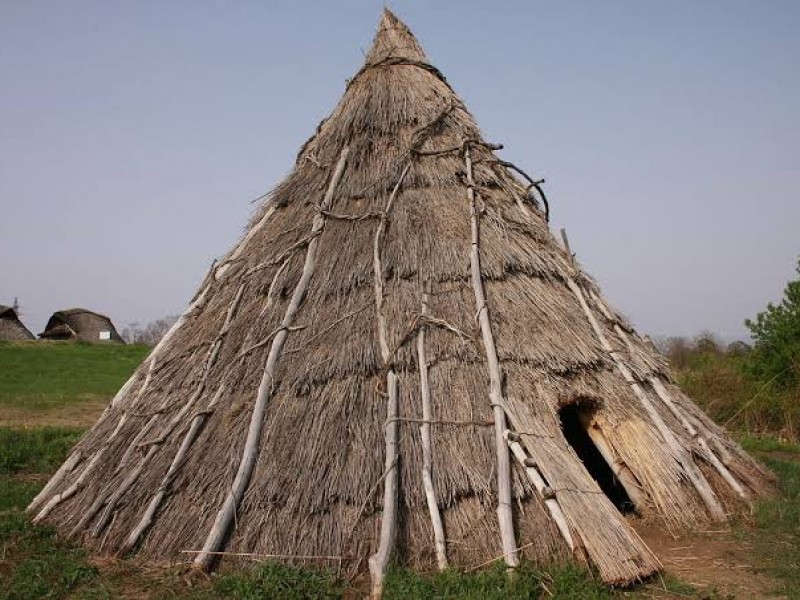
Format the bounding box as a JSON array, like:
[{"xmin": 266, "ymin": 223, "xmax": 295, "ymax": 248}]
[
  {"xmin": 39, "ymin": 309, "xmax": 124, "ymax": 344},
  {"xmin": 30, "ymin": 10, "xmax": 771, "ymax": 596},
  {"xmin": 0, "ymin": 305, "xmax": 35, "ymax": 341}
]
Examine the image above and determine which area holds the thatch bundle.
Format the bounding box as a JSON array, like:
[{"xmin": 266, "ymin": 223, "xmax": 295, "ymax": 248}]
[
  {"xmin": 30, "ymin": 10, "xmax": 770, "ymax": 596},
  {"xmin": 0, "ymin": 305, "xmax": 34, "ymax": 341},
  {"xmin": 39, "ymin": 308, "xmax": 124, "ymax": 344}
]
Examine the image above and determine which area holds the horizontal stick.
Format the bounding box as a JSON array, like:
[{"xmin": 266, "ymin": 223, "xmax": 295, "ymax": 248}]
[{"xmin": 181, "ymin": 550, "xmax": 343, "ymax": 561}]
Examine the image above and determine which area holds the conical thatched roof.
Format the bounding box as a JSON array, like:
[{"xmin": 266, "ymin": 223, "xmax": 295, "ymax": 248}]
[
  {"xmin": 0, "ymin": 305, "xmax": 35, "ymax": 341},
  {"xmin": 29, "ymin": 10, "xmax": 770, "ymax": 594},
  {"xmin": 39, "ymin": 308, "xmax": 125, "ymax": 344}
]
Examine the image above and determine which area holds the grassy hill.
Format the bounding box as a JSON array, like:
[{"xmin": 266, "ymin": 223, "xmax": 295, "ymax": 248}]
[{"xmin": 0, "ymin": 341, "xmax": 149, "ymax": 426}]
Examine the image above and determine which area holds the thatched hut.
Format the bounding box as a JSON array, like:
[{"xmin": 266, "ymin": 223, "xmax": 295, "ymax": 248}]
[
  {"xmin": 30, "ymin": 10, "xmax": 770, "ymax": 596},
  {"xmin": 39, "ymin": 309, "xmax": 124, "ymax": 344},
  {"xmin": 0, "ymin": 305, "xmax": 35, "ymax": 341}
]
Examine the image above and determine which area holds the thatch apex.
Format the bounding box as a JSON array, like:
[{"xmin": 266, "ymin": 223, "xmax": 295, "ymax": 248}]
[
  {"xmin": 39, "ymin": 308, "xmax": 124, "ymax": 344},
  {"xmin": 0, "ymin": 304, "xmax": 35, "ymax": 341},
  {"xmin": 30, "ymin": 10, "xmax": 770, "ymax": 597},
  {"xmin": 366, "ymin": 8, "xmax": 428, "ymax": 64}
]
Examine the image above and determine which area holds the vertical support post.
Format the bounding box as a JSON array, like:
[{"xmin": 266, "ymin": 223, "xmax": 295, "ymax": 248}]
[
  {"xmin": 369, "ymin": 163, "xmax": 412, "ymax": 599},
  {"xmin": 465, "ymin": 145, "xmax": 519, "ymax": 569},
  {"xmin": 416, "ymin": 287, "xmax": 448, "ymax": 570}
]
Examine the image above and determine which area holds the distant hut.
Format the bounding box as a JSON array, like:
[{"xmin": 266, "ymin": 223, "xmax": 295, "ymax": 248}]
[
  {"xmin": 0, "ymin": 305, "xmax": 35, "ymax": 340},
  {"xmin": 39, "ymin": 309, "xmax": 124, "ymax": 344}
]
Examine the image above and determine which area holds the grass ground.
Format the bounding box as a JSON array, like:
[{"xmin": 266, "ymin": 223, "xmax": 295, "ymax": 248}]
[
  {"xmin": 0, "ymin": 341, "xmax": 149, "ymax": 427},
  {"xmin": 0, "ymin": 341, "xmax": 797, "ymax": 598}
]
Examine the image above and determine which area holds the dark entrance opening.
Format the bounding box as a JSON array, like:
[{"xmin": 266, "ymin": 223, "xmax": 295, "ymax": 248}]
[{"xmin": 558, "ymin": 403, "xmax": 635, "ymax": 514}]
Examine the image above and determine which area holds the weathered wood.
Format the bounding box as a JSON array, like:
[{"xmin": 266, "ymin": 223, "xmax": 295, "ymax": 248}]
[
  {"xmin": 504, "ymin": 431, "xmax": 575, "ymax": 550},
  {"xmin": 369, "ymin": 162, "xmax": 412, "ymax": 599},
  {"xmin": 587, "ymin": 290, "xmax": 749, "ymax": 503},
  {"xmin": 214, "ymin": 205, "xmax": 277, "ymax": 280},
  {"xmin": 650, "ymin": 377, "xmax": 749, "ymax": 502},
  {"xmin": 559, "ymin": 227, "xmax": 573, "ymax": 263},
  {"xmin": 583, "ymin": 417, "xmax": 647, "ymax": 510},
  {"xmin": 416, "ymin": 288, "xmax": 447, "ymax": 570},
  {"xmin": 194, "ymin": 145, "xmax": 350, "ymax": 570},
  {"xmin": 27, "ymin": 451, "xmax": 83, "ymax": 515},
  {"xmin": 33, "ymin": 450, "xmax": 105, "ymax": 523},
  {"xmin": 566, "ymin": 278, "xmax": 726, "ymax": 520},
  {"xmin": 464, "ymin": 146, "xmax": 519, "ymax": 569},
  {"xmin": 121, "ymin": 383, "xmax": 228, "ymax": 554},
  {"xmin": 31, "ymin": 413, "xmax": 129, "ymax": 521}
]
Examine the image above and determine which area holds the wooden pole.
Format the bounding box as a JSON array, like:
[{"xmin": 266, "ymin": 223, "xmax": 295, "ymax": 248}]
[
  {"xmin": 85, "ymin": 284, "xmax": 248, "ymax": 539},
  {"xmin": 504, "ymin": 431, "xmax": 575, "ymax": 550},
  {"xmin": 464, "ymin": 146, "xmax": 519, "ymax": 569},
  {"xmin": 369, "ymin": 162, "xmax": 412, "ymax": 599},
  {"xmin": 416, "ymin": 287, "xmax": 448, "ymax": 570},
  {"xmin": 194, "ymin": 145, "xmax": 350, "ymax": 570},
  {"xmin": 120, "ymin": 383, "xmax": 228, "ymax": 554},
  {"xmin": 587, "ymin": 290, "xmax": 749, "ymax": 503},
  {"xmin": 583, "ymin": 417, "xmax": 647, "ymax": 510},
  {"xmin": 565, "ymin": 277, "xmax": 726, "ymax": 521}
]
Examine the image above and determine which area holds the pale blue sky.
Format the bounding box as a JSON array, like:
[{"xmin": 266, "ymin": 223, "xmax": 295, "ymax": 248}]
[{"xmin": 1, "ymin": 1, "xmax": 798, "ymax": 340}]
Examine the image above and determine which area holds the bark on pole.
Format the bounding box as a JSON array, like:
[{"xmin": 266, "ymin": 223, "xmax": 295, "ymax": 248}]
[
  {"xmin": 368, "ymin": 162, "xmax": 411, "ymax": 599},
  {"xmin": 194, "ymin": 145, "xmax": 350, "ymax": 570},
  {"xmin": 416, "ymin": 288, "xmax": 448, "ymax": 570},
  {"xmin": 464, "ymin": 145, "xmax": 519, "ymax": 569}
]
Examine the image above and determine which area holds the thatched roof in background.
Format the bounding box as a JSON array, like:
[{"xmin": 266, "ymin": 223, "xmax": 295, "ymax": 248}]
[
  {"xmin": 0, "ymin": 305, "xmax": 35, "ymax": 341},
  {"xmin": 39, "ymin": 308, "xmax": 124, "ymax": 344},
  {"xmin": 30, "ymin": 9, "xmax": 771, "ymax": 595}
]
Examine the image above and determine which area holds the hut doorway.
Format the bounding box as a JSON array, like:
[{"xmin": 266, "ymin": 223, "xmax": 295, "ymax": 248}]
[{"xmin": 558, "ymin": 403, "xmax": 635, "ymax": 514}]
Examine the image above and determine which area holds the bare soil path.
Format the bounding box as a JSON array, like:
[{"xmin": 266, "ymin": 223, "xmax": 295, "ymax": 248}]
[{"xmin": 638, "ymin": 524, "xmax": 785, "ymax": 599}]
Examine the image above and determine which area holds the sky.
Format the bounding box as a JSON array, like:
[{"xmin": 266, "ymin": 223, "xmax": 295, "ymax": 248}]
[{"xmin": 1, "ymin": 1, "xmax": 798, "ymax": 341}]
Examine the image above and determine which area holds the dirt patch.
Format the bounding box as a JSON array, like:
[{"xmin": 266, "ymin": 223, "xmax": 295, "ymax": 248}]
[
  {"xmin": 0, "ymin": 397, "xmax": 106, "ymax": 428},
  {"xmin": 636, "ymin": 523, "xmax": 785, "ymax": 599}
]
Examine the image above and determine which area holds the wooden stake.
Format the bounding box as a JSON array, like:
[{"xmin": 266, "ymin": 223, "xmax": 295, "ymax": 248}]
[
  {"xmin": 369, "ymin": 162, "xmax": 412, "ymax": 599},
  {"xmin": 194, "ymin": 145, "xmax": 350, "ymax": 570},
  {"xmin": 464, "ymin": 145, "xmax": 519, "ymax": 569},
  {"xmin": 559, "ymin": 228, "xmax": 573, "ymax": 263},
  {"xmin": 416, "ymin": 287, "xmax": 448, "ymax": 570}
]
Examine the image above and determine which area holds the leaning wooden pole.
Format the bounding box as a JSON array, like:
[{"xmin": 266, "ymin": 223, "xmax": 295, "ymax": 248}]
[
  {"xmin": 464, "ymin": 145, "xmax": 519, "ymax": 568},
  {"xmin": 194, "ymin": 145, "xmax": 350, "ymax": 569},
  {"xmin": 587, "ymin": 290, "xmax": 750, "ymax": 502},
  {"xmin": 565, "ymin": 277, "xmax": 726, "ymax": 521},
  {"xmin": 503, "ymin": 431, "xmax": 575, "ymax": 550},
  {"xmin": 120, "ymin": 383, "xmax": 227, "ymax": 554},
  {"xmin": 416, "ymin": 287, "xmax": 448, "ymax": 571},
  {"xmin": 368, "ymin": 162, "xmax": 411, "ymax": 599},
  {"xmin": 30, "ymin": 261, "xmax": 220, "ymax": 519},
  {"xmin": 84, "ymin": 284, "xmax": 248, "ymax": 539}
]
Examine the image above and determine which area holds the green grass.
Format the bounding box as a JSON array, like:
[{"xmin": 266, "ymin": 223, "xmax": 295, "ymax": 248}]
[
  {"xmin": 738, "ymin": 433, "xmax": 800, "ymax": 454},
  {"xmin": 384, "ymin": 563, "xmax": 613, "ymax": 599},
  {"xmin": 0, "ymin": 426, "xmax": 102, "ymax": 599},
  {"xmin": 0, "ymin": 341, "xmax": 149, "ymax": 410},
  {"xmin": 742, "ymin": 455, "xmax": 800, "ymax": 598},
  {"xmin": 0, "ymin": 426, "xmax": 84, "ymax": 475}
]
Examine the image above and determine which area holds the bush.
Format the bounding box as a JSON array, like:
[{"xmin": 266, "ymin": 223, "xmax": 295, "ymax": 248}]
[{"xmin": 745, "ymin": 258, "xmax": 800, "ymax": 390}]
